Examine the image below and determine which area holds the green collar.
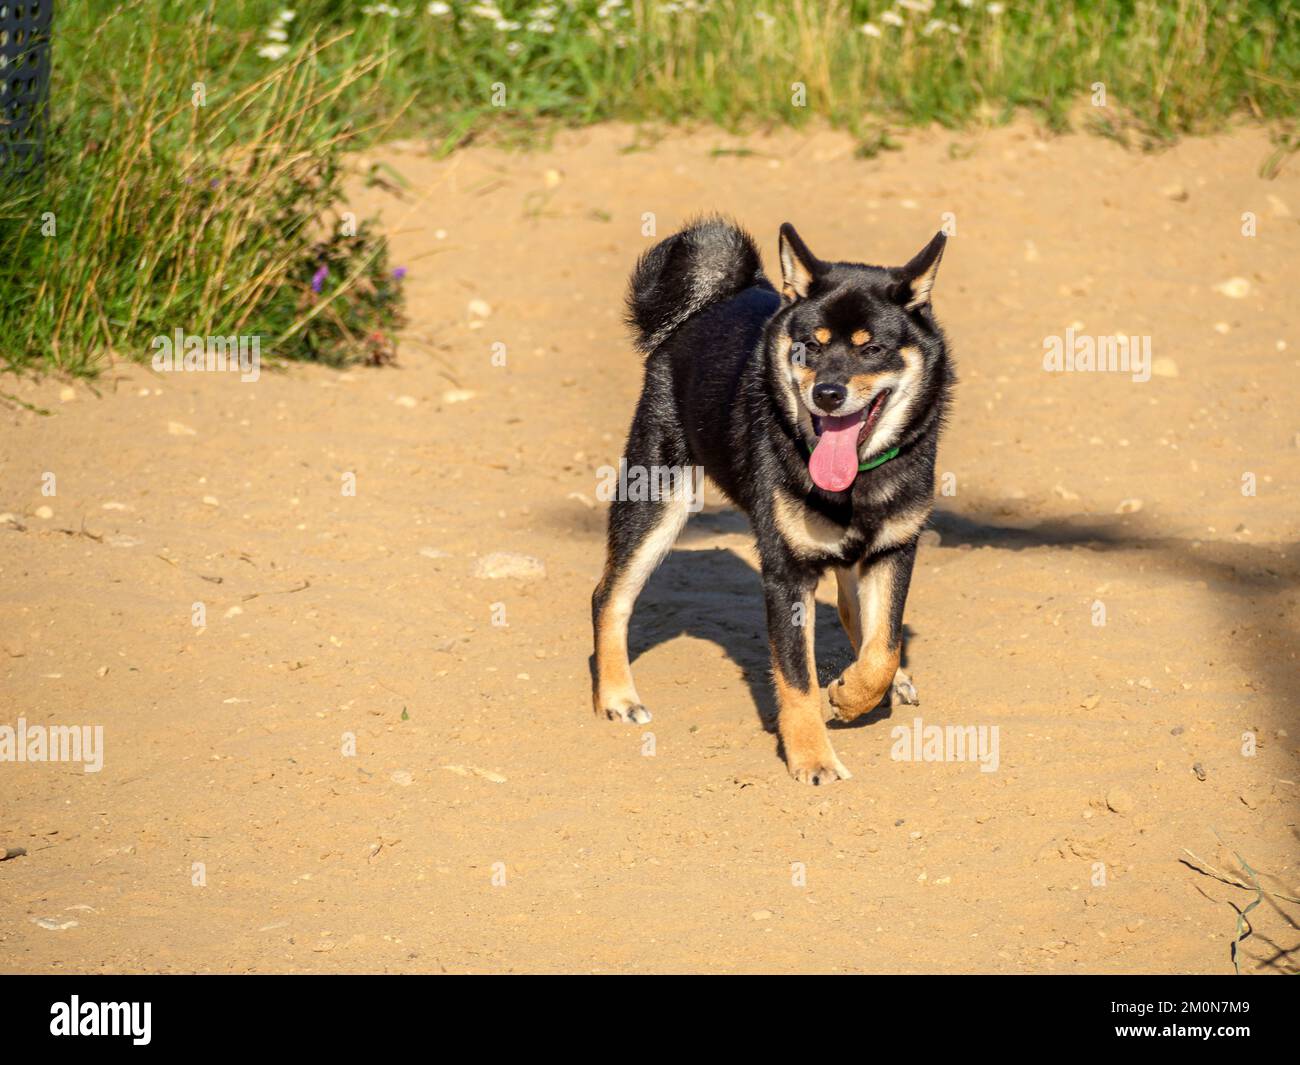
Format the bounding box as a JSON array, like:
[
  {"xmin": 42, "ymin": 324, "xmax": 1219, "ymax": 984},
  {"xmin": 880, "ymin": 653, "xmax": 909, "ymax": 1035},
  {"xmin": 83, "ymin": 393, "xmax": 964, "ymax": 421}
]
[
  {"xmin": 804, "ymin": 442, "xmax": 900, "ymax": 472},
  {"xmin": 858, "ymin": 446, "xmax": 900, "ymax": 471}
]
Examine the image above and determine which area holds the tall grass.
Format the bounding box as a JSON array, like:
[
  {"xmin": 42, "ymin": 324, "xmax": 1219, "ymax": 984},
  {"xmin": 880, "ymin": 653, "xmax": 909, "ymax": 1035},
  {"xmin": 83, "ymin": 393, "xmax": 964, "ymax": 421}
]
[
  {"xmin": 230, "ymin": 0, "xmax": 1298, "ymax": 142},
  {"xmin": 0, "ymin": 4, "xmax": 406, "ymax": 377},
  {"xmin": 1, "ymin": 0, "xmax": 1295, "ymax": 377}
]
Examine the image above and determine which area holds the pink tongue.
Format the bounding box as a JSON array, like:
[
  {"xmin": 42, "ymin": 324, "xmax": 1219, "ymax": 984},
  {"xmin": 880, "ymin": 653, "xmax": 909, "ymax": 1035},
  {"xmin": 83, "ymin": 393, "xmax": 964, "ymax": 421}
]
[{"xmin": 808, "ymin": 412, "xmax": 864, "ymax": 492}]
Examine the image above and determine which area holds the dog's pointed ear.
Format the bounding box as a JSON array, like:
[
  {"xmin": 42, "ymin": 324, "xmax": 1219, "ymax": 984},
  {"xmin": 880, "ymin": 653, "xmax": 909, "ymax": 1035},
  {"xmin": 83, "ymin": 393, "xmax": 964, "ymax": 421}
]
[
  {"xmin": 778, "ymin": 222, "xmax": 820, "ymax": 301},
  {"xmin": 890, "ymin": 231, "xmax": 946, "ymax": 311}
]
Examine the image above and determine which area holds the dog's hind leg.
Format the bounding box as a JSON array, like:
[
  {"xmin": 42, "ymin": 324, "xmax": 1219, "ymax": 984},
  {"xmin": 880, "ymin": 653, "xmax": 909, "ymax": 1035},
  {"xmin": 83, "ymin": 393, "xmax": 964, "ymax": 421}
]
[
  {"xmin": 591, "ymin": 467, "xmax": 691, "ymax": 724},
  {"xmin": 834, "ymin": 565, "xmax": 861, "ymax": 654},
  {"xmin": 837, "ymin": 565, "xmax": 919, "ymax": 705},
  {"xmin": 829, "ymin": 542, "xmax": 918, "ymax": 722}
]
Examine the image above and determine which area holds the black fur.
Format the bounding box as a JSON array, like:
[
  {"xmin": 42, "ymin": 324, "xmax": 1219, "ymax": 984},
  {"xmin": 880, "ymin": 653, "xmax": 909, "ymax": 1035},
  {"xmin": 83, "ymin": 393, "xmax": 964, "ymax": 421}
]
[
  {"xmin": 624, "ymin": 216, "xmax": 768, "ymax": 355},
  {"xmin": 594, "ymin": 216, "xmax": 954, "ymax": 780}
]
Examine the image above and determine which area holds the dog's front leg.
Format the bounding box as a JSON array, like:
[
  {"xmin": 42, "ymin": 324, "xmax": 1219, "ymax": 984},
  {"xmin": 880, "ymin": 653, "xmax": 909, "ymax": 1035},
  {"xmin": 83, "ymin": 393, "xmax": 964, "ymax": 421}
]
[
  {"xmin": 762, "ymin": 555, "xmax": 850, "ymax": 785},
  {"xmin": 829, "ymin": 541, "xmax": 917, "ymax": 723}
]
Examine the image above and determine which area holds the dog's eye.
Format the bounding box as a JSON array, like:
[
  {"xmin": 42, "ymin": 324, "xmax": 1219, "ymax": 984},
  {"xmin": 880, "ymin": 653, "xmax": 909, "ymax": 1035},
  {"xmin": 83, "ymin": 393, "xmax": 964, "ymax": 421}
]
[{"xmin": 862, "ymin": 343, "xmax": 885, "ymax": 358}]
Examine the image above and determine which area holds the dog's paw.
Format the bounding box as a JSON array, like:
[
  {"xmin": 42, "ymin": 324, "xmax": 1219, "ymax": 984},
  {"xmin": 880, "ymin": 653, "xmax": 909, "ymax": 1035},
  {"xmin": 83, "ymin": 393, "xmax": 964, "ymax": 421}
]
[
  {"xmin": 603, "ymin": 703, "xmax": 652, "ymax": 724},
  {"xmin": 828, "ymin": 675, "xmax": 872, "ymax": 723},
  {"xmin": 891, "ymin": 668, "xmax": 919, "ymax": 706},
  {"xmin": 787, "ymin": 749, "xmax": 852, "ymax": 786}
]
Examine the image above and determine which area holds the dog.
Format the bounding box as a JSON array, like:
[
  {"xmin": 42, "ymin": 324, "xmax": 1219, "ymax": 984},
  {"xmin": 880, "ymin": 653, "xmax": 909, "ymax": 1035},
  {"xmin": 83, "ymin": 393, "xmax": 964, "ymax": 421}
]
[{"xmin": 591, "ymin": 217, "xmax": 952, "ymax": 784}]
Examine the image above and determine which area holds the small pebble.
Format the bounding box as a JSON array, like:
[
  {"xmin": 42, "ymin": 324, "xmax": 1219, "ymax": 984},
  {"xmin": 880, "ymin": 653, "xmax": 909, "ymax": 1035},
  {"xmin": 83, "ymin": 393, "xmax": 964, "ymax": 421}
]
[
  {"xmin": 473, "ymin": 552, "xmax": 546, "ymax": 581},
  {"xmin": 1213, "ymin": 277, "xmax": 1251, "ymax": 299}
]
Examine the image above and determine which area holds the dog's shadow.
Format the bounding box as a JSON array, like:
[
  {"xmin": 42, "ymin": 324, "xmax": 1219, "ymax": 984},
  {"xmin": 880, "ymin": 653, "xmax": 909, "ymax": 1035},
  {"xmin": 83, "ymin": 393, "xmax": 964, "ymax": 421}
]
[{"xmin": 624, "ymin": 537, "xmax": 909, "ymax": 732}]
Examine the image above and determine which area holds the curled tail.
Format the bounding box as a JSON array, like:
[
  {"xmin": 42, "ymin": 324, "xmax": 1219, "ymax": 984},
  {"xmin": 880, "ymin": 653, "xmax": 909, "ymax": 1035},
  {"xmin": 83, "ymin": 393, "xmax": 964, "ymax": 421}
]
[{"xmin": 625, "ymin": 216, "xmax": 770, "ymax": 355}]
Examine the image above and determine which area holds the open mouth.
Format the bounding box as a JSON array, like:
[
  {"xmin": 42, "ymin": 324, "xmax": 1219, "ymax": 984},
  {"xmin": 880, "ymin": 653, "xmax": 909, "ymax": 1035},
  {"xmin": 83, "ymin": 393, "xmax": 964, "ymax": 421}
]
[
  {"xmin": 811, "ymin": 388, "xmax": 891, "ymax": 446},
  {"xmin": 807, "ymin": 389, "xmax": 891, "ymax": 493}
]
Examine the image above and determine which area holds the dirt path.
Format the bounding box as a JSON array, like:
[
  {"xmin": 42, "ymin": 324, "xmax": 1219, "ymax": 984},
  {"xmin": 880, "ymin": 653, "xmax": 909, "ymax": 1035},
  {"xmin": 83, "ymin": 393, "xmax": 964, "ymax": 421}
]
[{"xmin": 1, "ymin": 122, "xmax": 1297, "ymax": 974}]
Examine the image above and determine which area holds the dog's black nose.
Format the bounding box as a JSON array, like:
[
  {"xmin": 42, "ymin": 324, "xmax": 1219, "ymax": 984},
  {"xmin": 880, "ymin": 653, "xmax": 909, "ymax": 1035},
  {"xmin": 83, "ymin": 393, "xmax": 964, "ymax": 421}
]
[{"xmin": 812, "ymin": 383, "xmax": 847, "ymax": 412}]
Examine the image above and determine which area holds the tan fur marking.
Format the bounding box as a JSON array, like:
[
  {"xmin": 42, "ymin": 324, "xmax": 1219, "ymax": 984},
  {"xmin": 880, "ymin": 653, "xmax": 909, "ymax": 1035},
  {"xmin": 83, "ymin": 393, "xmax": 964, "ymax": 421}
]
[
  {"xmin": 592, "ymin": 499, "xmax": 690, "ymax": 716},
  {"xmin": 814, "ymin": 327, "xmax": 831, "ymax": 345},
  {"xmin": 772, "ymin": 332, "xmax": 800, "ymax": 411},
  {"xmin": 834, "ymin": 566, "xmax": 861, "ymax": 654},
  {"xmin": 773, "ymin": 487, "xmax": 854, "ymax": 558},
  {"xmin": 779, "ymin": 232, "xmax": 817, "ymax": 301},
  {"xmin": 593, "ymin": 571, "xmax": 639, "ymax": 714},
  {"xmin": 866, "ymin": 345, "xmax": 924, "ymax": 450},
  {"xmin": 906, "ymin": 260, "xmax": 941, "ymax": 310},
  {"xmin": 851, "ymin": 329, "xmax": 871, "ymax": 346},
  {"xmin": 872, "ymin": 505, "xmax": 931, "ymax": 552},
  {"xmin": 771, "ymin": 589, "xmax": 849, "ymax": 783},
  {"xmin": 828, "ymin": 557, "xmax": 901, "ymax": 722},
  {"xmin": 846, "ymin": 371, "xmax": 888, "ymax": 403}
]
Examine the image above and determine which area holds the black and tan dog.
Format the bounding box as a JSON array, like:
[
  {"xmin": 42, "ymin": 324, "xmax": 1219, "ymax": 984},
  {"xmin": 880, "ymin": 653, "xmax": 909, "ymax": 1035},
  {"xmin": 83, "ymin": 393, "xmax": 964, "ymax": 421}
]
[{"xmin": 591, "ymin": 217, "xmax": 952, "ymax": 784}]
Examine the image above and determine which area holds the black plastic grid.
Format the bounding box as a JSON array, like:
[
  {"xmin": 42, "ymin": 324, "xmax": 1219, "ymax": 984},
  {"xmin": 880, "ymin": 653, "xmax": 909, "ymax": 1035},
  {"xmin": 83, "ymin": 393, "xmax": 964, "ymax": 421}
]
[{"xmin": 0, "ymin": 1, "xmax": 52, "ymax": 174}]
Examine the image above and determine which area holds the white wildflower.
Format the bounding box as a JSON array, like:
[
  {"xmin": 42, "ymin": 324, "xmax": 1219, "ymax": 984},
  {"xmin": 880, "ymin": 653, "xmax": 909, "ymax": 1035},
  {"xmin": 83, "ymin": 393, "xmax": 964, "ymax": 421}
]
[
  {"xmin": 265, "ymin": 26, "xmax": 288, "ymax": 42},
  {"xmin": 361, "ymin": 2, "xmax": 402, "ymax": 15},
  {"xmin": 257, "ymin": 43, "xmax": 290, "ymax": 59},
  {"xmin": 860, "ymin": 22, "xmax": 882, "ymax": 37},
  {"xmin": 881, "ymin": 10, "xmax": 904, "ymax": 26},
  {"xmin": 897, "ymin": 0, "xmax": 934, "ymax": 11},
  {"xmin": 427, "ymin": 1, "xmax": 451, "ymax": 13},
  {"xmin": 277, "ymin": 8, "xmax": 296, "ymax": 22},
  {"xmin": 986, "ymin": 2, "xmax": 1005, "ymax": 14}
]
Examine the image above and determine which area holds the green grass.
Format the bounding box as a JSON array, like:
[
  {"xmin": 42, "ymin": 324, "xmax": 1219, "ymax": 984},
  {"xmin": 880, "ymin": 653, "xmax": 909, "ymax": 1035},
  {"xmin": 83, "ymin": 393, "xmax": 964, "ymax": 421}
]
[
  {"xmin": 1, "ymin": 0, "xmax": 1296, "ymax": 377},
  {"xmin": 158, "ymin": 0, "xmax": 1297, "ymax": 142}
]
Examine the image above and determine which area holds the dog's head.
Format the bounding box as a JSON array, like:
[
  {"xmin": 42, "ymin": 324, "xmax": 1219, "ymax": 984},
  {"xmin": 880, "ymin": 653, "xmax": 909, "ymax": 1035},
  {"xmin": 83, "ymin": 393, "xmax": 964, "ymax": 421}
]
[{"xmin": 769, "ymin": 222, "xmax": 949, "ymax": 492}]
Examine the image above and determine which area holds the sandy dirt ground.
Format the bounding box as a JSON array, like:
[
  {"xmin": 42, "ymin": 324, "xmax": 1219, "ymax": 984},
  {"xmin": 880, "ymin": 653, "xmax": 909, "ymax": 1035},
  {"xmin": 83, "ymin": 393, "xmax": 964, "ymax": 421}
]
[{"xmin": 1, "ymin": 121, "xmax": 1298, "ymax": 974}]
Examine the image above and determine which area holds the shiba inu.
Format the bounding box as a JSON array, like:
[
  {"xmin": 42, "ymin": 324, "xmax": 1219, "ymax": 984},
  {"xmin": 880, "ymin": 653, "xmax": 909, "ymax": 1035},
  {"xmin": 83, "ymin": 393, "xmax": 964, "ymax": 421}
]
[{"xmin": 591, "ymin": 217, "xmax": 952, "ymax": 784}]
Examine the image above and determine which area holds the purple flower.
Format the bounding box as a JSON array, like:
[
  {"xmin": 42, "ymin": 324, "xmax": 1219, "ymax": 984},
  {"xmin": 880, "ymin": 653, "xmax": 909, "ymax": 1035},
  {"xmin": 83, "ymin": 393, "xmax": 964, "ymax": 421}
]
[
  {"xmin": 311, "ymin": 265, "xmax": 329, "ymax": 294},
  {"xmin": 392, "ymin": 266, "xmax": 407, "ymax": 281}
]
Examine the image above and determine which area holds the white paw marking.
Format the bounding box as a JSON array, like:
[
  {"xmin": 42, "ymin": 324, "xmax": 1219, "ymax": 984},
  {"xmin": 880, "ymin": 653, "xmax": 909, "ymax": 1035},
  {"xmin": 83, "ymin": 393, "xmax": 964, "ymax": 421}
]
[
  {"xmin": 892, "ymin": 668, "xmax": 919, "ymax": 706},
  {"xmin": 605, "ymin": 703, "xmax": 651, "ymax": 724}
]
